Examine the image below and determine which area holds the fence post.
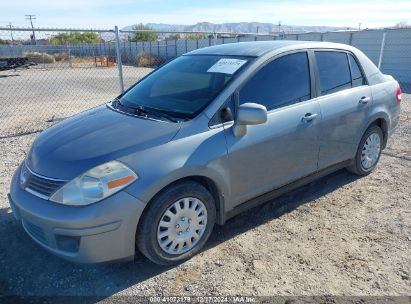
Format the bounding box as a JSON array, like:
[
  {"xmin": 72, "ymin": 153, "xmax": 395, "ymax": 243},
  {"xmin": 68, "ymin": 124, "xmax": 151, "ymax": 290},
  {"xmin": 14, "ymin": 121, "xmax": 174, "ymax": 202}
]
[
  {"xmin": 68, "ymin": 47, "xmax": 72, "ymax": 68},
  {"xmin": 377, "ymin": 30, "xmax": 387, "ymax": 70},
  {"xmin": 114, "ymin": 26, "xmax": 124, "ymax": 94},
  {"xmin": 129, "ymin": 41, "xmax": 132, "ymax": 62},
  {"xmin": 175, "ymin": 39, "xmax": 178, "ymax": 57}
]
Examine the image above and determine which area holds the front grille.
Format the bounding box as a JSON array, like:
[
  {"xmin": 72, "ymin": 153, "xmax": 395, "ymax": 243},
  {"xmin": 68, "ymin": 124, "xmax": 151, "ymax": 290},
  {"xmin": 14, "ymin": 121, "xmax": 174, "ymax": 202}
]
[
  {"xmin": 22, "ymin": 219, "xmax": 48, "ymax": 246},
  {"xmin": 26, "ymin": 173, "xmax": 65, "ymax": 197},
  {"xmin": 22, "ymin": 164, "xmax": 66, "ymax": 198}
]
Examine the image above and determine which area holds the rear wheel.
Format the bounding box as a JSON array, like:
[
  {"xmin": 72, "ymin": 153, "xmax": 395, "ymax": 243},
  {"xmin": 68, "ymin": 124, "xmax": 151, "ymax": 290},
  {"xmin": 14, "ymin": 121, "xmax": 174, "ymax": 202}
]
[
  {"xmin": 347, "ymin": 125, "xmax": 383, "ymax": 176},
  {"xmin": 136, "ymin": 181, "xmax": 216, "ymax": 265}
]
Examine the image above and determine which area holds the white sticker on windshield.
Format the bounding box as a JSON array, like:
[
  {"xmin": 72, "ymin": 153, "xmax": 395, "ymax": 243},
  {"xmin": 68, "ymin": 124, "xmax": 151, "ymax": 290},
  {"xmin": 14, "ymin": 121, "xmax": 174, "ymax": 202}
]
[{"xmin": 207, "ymin": 58, "xmax": 247, "ymax": 74}]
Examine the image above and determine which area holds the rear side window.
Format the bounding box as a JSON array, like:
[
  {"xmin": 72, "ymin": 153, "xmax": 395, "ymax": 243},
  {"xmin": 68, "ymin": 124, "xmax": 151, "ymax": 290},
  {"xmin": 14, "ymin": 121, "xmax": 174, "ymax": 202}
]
[
  {"xmin": 315, "ymin": 51, "xmax": 351, "ymax": 95},
  {"xmin": 239, "ymin": 52, "xmax": 311, "ymax": 110},
  {"xmin": 348, "ymin": 53, "xmax": 366, "ymax": 87}
]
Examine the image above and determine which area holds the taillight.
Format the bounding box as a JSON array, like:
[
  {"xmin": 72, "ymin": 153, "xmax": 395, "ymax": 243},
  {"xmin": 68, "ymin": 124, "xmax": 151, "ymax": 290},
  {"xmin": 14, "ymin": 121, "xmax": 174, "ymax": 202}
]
[{"xmin": 396, "ymin": 85, "xmax": 402, "ymax": 103}]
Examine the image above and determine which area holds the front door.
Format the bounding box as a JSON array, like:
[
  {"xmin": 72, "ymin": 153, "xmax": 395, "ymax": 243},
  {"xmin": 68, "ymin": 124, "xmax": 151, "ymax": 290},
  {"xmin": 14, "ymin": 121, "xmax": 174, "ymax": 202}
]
[{"xmin": 223, "ymin": 51, "xmax": 321, "ymax": 208}]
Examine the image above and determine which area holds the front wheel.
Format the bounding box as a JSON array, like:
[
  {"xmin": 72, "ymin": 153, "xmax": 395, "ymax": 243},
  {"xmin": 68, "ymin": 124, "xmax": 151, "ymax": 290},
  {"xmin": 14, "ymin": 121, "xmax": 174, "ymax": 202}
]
[
  {"xmin": 136, "ymin": 181, "xmax": 216, "ymax": 265},
  {"xmin": 347, "ymin": 125, "xmax": 383, "ymax": 176}
]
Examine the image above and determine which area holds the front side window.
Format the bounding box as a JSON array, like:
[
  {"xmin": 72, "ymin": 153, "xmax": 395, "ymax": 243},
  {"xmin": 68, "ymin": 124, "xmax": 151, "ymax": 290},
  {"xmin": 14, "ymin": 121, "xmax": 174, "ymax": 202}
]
[
  {"xmin": 315, "ymin": 51, "xmax": 351, "ymax": 95},
  {"xmin": 120, "ymin": 55, "xmax": 251, "ymax": 119},
  {"xmin": 239, "ymin": 52, "xmax": 311, "ymax": 111}
]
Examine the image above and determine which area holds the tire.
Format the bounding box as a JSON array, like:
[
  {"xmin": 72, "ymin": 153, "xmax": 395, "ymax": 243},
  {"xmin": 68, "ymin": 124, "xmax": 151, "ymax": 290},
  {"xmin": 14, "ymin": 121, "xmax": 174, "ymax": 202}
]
[
  {"xmin": 136, "ymin": 181, "xmax": 216, "ymax": 265},
  {"xmin": 347, "ymin": 125, "xmax": 383, "ymax": 176}
]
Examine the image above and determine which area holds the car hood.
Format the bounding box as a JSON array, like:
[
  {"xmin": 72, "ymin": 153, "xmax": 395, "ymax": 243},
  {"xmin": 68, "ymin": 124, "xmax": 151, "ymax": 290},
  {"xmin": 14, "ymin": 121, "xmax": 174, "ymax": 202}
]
[{"xmin": 26, "ymin": 105, "xmax": 180, "ymax": 180}]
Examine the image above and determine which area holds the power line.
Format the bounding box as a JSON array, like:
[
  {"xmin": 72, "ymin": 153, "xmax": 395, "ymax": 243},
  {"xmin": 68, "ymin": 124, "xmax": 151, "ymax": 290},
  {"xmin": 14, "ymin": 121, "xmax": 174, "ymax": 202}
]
[{"xmin": 25, "ymin": 14, "xmax": 36, "ymax": 44}]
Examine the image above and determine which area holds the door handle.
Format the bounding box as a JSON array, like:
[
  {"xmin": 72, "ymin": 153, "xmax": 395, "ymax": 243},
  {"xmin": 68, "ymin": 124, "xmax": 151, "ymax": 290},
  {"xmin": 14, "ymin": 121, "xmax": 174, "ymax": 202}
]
[
  {"xmin": 359, "ymin": 96, "xmax": 371, "ymax": 104},
  {"xmin": 302, "ymin": 113, "xmax": 318, "ymax": 122}
]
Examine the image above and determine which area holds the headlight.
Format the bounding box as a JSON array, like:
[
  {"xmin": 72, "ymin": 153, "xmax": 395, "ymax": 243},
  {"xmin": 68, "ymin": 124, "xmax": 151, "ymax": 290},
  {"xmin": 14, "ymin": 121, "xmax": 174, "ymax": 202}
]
[{"xmin": 50, "ymin": 161, "xmax": 138, "ymax": 206}]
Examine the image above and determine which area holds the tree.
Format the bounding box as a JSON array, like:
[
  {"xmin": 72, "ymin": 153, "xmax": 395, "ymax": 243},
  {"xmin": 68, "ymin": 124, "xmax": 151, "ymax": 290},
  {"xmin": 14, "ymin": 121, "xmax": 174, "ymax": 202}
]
[
  {"xmin": 129, "ymin": 23, "xmax": 158, "ymax": 42},
  {"xmin": 394, "ymin": 21, "xmax": 409, "ymax": 28},
  {"xmin": 166, "ymin": 34, "xmax": 181, "ymax": 40},
  {"xmin": 0, "ymin": 38, "xmax": 5, "ymax": 45},
  {"xmin": 49, "ymin": 32, "xmax": 100, "ymax": 45},
  {"xmin": 186, "ymin": 33, "xmax": 206, "ymax": 40}
]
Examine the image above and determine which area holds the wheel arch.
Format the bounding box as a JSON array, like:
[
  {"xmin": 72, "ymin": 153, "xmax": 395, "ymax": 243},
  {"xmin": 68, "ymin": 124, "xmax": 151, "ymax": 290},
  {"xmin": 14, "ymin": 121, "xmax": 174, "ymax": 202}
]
[
  {"xmin": 137, "ymin": 174, "xmax": 227, "ymax": 226},
  {"xmin": 364, "ymin": 115, "xmax": 389, "ymax": 149},
  {"xmin": 369, "ymin": 118, "xmax": 388, "ymax": 148}
]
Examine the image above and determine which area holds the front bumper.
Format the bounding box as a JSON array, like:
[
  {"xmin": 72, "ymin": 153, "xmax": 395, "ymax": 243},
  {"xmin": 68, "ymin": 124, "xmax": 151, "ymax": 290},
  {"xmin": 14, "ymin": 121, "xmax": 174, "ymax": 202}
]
[{"xmin": 9, "ymin": 165, "xmax": 146, "ymax": 263}]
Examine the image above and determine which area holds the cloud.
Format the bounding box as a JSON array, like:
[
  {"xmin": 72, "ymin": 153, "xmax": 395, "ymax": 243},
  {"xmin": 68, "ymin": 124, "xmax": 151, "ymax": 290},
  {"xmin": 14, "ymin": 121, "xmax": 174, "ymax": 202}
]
[
  {"xmin": 2, "ymin": 0, "xmax": 410, "ymax": 29},
  {"xmin": 2, "ymin": 0, "xmax": 150, "ymax": 11}
]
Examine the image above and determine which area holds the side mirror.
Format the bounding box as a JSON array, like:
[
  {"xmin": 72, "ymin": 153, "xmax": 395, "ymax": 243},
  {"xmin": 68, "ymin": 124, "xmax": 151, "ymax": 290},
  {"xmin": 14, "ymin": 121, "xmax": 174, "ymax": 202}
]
[{"xmin": 233, "ymin": 103, "xmax": 267, "ymax": 137}]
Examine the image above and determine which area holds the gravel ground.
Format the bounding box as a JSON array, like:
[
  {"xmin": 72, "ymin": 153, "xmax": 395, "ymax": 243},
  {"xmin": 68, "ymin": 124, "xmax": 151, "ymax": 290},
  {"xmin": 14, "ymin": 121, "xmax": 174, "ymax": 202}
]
[
  {"xmin": 0, "ymin": 96, "xmax": 410, "ymax": 298},
  {"xmin": 0, "ymin": 66, "xmax": 152, "ymax": 137}
]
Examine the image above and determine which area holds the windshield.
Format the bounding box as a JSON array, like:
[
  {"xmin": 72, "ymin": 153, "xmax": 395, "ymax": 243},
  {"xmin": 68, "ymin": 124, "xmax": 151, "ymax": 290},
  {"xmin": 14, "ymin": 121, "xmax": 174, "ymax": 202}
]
[{"xmin": 119, "ymin": 55, "xmax": 251, "ymax": 119}]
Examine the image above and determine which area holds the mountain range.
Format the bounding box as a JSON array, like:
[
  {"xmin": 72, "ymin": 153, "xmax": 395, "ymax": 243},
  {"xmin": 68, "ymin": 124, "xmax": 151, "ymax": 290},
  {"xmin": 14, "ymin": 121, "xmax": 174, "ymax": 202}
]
[{"xmin": 122, "ymin": 22, "xmax": 353, "ymax": 34}]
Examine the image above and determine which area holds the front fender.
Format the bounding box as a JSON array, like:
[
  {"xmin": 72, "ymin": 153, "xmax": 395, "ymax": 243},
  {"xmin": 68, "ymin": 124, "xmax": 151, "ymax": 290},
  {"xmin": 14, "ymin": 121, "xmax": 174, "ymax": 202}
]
[{"xmin": 119, "ymin": 127, "xmax": 230, "ymax": 211}]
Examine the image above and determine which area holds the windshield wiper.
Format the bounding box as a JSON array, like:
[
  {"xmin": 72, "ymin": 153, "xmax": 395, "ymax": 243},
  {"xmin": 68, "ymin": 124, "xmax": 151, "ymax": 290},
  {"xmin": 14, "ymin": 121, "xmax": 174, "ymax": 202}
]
[
  {"xmin": 134, "ymin": 105, "xmax": 180, "ymax": 123},
  {"xmin": 112, "ymin": 99, "xmax": 180, "ymax": 123}
]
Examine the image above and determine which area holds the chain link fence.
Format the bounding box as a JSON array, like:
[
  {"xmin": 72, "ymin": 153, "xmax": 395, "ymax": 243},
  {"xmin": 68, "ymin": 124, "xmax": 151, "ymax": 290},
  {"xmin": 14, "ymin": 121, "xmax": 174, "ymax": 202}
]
[
  {"xmin": 0, "ymin": 27, "xmax": 156, "ymax": 137},
  {"xmin": 0, "ymin": 26, "xmax": 410, "ymax": 137}
]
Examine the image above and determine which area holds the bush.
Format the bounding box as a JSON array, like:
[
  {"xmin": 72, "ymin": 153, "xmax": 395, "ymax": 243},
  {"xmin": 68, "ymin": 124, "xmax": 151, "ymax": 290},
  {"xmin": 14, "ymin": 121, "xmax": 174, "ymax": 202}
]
[
  {"xmin": 50, "ymin": 32, "xmax": 100, "ymax": 45},
  {"xmin": 186, "ymin": 33, "xmax": 206, "ymax": 40},
  {"xmin": 136, "ymin": 52, "xmax": 162, "ymax": 67},
  {"xmin": 53, "ymin": 52, "xmax": 69, "ymax": 62},
  {"xmin": 24, "ymin": 52, "xmax": 55, "ymax": 64}
]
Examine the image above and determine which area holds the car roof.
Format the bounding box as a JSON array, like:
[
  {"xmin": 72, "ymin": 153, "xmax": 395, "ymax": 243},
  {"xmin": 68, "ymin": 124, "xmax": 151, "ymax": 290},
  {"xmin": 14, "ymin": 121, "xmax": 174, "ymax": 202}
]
[{"xmin": 185, "ymin": 40, "xmax": 351, "ymax": 57}]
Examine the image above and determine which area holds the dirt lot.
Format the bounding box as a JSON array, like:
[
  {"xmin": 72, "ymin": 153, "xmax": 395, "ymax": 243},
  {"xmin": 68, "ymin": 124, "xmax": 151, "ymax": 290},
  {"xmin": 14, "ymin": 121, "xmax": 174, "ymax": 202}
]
[
  {"xmin": 0, "ymin": 66, "xmax": 152, "ymax": 137},
  {"xmin": 0, "ymin": 95, "xmax": 410, "ymax": 298}
]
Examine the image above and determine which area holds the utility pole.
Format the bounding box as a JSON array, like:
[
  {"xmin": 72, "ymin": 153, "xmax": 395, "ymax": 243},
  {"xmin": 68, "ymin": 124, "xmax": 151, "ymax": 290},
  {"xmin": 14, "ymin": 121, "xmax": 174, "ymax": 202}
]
[
  {"xmin": 25, "ymin": 14, "xmax": 36, "ymax": 44},
  {"xmin": 8, "ymin": 22, "xmax": 14, "ymax": 42},
  {"xmin": 358, "ymin": 22, "xmax": 362, "ymax": 31}
]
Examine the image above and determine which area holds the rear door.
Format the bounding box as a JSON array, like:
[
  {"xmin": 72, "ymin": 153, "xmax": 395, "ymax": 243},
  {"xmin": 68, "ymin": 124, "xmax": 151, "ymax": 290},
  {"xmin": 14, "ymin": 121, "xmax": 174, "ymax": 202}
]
[
  {"xmin": 314, "ymin": 50, "xmax": 372, "ymax": 169},
  {"xmin": 223, "ymin": 51, "xmax": 322, "ymax": 207}
]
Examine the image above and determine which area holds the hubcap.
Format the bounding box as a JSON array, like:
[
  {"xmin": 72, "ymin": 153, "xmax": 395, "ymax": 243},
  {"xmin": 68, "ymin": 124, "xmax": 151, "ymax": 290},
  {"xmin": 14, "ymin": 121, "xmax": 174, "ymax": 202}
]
[
  {"xmin": 157, "ymin": 197, "xmax": 207, "ymax": 255},
  {"xmin": 361, "ymin": 132, "xmax": 381, "ymax": 170}
]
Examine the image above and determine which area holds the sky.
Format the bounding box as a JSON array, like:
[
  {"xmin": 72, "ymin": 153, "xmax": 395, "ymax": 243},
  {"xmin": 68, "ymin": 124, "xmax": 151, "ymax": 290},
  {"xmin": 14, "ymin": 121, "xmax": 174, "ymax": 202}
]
[{"xmin": 0, "ymin": 0, "xmax": 410, "ymax": 30}]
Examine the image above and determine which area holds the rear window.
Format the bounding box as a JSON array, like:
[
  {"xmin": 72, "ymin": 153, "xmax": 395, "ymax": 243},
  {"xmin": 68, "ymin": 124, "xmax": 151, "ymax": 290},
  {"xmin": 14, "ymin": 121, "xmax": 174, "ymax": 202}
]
[{"xmin": 315, "ymin": 51, "xmax": 351, "ymax": 95}]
